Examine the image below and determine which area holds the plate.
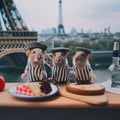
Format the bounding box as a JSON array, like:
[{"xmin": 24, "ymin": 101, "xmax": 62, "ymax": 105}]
[
  {"xmin": 8, "ymin": 83, "xmax": 58, "ymax": 100},
  {"xmin": 100, "ymin": 80, "xmax": 120, "ymax": 95}
]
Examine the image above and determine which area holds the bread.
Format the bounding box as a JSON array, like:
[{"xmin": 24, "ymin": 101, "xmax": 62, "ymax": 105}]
[{"xmin": 66, "ymin": 83, "xmax": 105, "ymax": 95}]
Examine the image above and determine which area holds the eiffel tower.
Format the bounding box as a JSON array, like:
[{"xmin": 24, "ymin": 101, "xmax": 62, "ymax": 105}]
[
  {"xmin": 58, "ymin": 0, "xmax": 65, "ymax": 35},
  {"xmin": 0, "ymin": 0, "xmax": 37, "ymax": 59}
]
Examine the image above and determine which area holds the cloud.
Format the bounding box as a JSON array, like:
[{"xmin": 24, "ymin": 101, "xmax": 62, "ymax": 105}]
[{"xmin": 13, "ymin": 0, "xmax": 120, "ymax": 32}]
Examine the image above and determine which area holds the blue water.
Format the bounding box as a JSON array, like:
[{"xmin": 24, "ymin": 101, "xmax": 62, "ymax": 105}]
[
  {"xmin": 0, "ymin": 68, "xmax": 110, "ymax": 83},
  {"xmin": 0, "ymin": 68, "xmax": 24, "ymax": 82}
]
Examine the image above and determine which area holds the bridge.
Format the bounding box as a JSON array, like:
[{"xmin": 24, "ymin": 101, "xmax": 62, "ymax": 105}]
[
  {"xmin": 0, "ymin": 31, "xmax": 37, "ymax": 58},
  {"xmin": 0, "ymin": 0, "xmax": 38, "ymax": 58}
]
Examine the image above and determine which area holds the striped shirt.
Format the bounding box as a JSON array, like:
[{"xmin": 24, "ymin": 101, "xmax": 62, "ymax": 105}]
[
  {"xmin": 52, "ymin": 65, "xmax": 70, "ymax": 83},
  {"xmin": 25, "ymin": 63, "xmax": 47, "ymax": 82},
  {"xmin": 73, "ymin": 65, "xmax": 91, "ymax": 84}
]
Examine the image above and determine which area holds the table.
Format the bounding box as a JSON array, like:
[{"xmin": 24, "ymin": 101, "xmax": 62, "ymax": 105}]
[
  {"xmin": 1, "ymin": 83, "xmax": 120, "ymax": 120},
  {"xmin": 1, "ymin": 83, "xmax": 120, "ymax": 108}
]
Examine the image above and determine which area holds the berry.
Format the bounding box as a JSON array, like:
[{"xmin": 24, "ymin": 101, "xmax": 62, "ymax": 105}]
[{"xmin": 0, "ymin": 76, "xmax": 6, "ymax": 91}]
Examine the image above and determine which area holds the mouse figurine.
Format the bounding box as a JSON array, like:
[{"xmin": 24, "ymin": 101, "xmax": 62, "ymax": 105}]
[
  {"xmin": 49, "ymin": 47, "xmax": 70, "ymax": 84},
  {"xmin": 72, "ymin": 47, "xmax": 96, "ymax": 84},
  {"xmin": 21, "ymin": 41, "xmax": 47, "ymax": 82}
]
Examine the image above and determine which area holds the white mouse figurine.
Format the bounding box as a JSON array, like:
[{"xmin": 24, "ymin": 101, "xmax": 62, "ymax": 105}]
[
  {"xmin": 49, "ymin": 48, "xmax": 70, "ymax": 84},
  {"xmin": 21, "ymin": 41, "xmax": 47, "ymax": 82},
  {"xmin": 72, "ymin": 47, "xmax": 96, "ymax": 84}
]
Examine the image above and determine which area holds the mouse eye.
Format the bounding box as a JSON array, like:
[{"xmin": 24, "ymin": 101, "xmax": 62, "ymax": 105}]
[
  {"xmin": 61, "ymin": 53, "xmax": 65, "ymax": 56},
  {"xmin": 53, "ymin": 53, "xmax": 56, "ymax": 56},
  {"xmin": 33, "ymin": 51, "xmax": 36, "ymax": 54},
  {"xmin": 80, "ymin": 53, "xmax": 86, "ymax": 57}
]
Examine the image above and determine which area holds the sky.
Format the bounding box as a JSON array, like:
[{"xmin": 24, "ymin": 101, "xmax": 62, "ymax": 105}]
[{"xmin": 13, "ymin": 0, "xmax": 120, "ymax": 33}]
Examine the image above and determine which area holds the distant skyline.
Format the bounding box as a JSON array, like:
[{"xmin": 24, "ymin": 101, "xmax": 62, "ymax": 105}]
[{"xmin": 13, "ymin": 0, "xmax": 120, "ymax": 33}]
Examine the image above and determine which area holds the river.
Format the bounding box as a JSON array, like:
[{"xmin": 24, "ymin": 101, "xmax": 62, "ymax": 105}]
[{"xmin": 0, "ymin": 69, "xmax": 110, "ymax": 83}]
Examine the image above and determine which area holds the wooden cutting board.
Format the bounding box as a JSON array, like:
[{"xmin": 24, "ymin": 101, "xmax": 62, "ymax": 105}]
[{"xmin": 57, "ymin": 84, "xmax": 108, "ymax": 106}]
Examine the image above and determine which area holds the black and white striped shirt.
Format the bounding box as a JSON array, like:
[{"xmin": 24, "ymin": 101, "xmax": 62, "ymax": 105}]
[
  {"xmin": 52, "ymin": 65, "xmax": 70, "ymax": 83},
  {"xmin": 73, "ymin": 65, "xmax": 91, "ymax": 84},
  {"xmin": 25, "ymin": 63, "xmax": 46, "ymax": 82}
]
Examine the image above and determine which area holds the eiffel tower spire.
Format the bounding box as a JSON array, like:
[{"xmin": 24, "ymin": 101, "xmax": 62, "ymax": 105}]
[{"xmin": 58, "ymin": 0, "xmax": 65, "ymax": 35}]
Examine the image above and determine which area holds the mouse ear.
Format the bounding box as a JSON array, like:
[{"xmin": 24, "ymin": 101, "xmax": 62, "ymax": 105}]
[
  {"xmin": 65, "ymin": 51, "xmax": 70, "ymax": 58},
  {"xmin": 86, "ymin": 53, "xmax": 92, "ymax": 59},
  {"xmin": 25, "ymin": 50, "xmax": 31, "ymax": 56}
]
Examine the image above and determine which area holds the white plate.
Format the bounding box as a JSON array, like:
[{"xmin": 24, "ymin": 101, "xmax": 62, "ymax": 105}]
[
  {"xmin": 100, "ymin": 80, "xmax": 120, "ymax": 95},
  {"xmin": 8, "ymin": 83, "xmax": 58, "ymax": 100}
]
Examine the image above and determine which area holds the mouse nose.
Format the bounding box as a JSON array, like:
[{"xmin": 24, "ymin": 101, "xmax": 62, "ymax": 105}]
[
  {"xmin": 34, "ymin": 53, "xmax": 42, "ymax": 62},
  {"xmin": 57, "ymin": 56, "xmax": 63, "ymax": 61},
  {"xmin": 37, "ymin": 53, "xmax": 42, "ymax": 60}
]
